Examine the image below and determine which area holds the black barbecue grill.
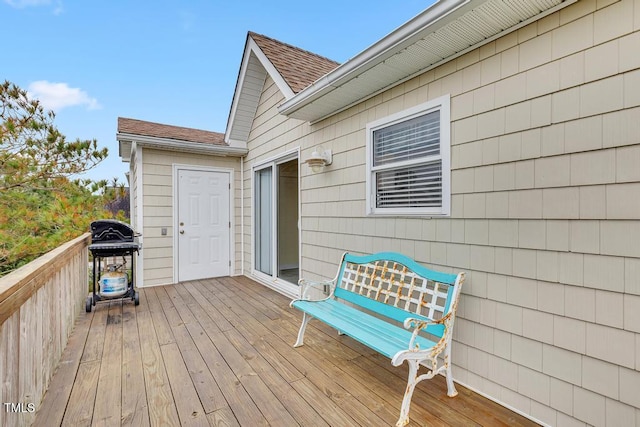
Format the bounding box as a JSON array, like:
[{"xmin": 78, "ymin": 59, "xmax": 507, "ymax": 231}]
[{"xmin": 86, "ymin": 219, "xmax": 141, "ymax": 312}]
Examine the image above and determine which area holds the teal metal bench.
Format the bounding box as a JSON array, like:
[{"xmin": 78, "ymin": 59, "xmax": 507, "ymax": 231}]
[{"xmin": 290, "ymin": 252, "xmax": 465, "ymax": 427}]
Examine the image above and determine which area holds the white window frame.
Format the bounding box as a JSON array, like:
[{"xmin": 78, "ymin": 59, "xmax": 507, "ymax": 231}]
[{"xmin": 365, "ymin": 94, "xmax": 451, "ymax": 217}]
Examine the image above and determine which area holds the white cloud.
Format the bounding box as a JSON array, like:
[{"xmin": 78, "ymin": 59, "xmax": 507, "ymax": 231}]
[
  {"xmin": 4, "ymin": 0, "xmax": 51, "ymax": 7},
  {"xmin": 4, "ymin": 0, "xmax": 63, "ymax": 14},
  {"xmin": 27, "ymin": 81, "xmax": 101, "ymax": 112}
]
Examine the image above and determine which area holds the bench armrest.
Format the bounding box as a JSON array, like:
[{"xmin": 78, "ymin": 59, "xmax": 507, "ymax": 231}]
[
  {"xmin": 290, "ymin": 278, "xmax": 336, "ymax": 306},
  {"xmin": 403, "ymin": 313, "xmax": 453, "ymax": 351}
]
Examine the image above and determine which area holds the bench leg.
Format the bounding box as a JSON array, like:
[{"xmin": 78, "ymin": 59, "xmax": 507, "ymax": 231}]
[
  {"xmin": 337, "ymin": 330, "xmax": 345, "ymax": 336},
  {"xmin": 444, "ymin": 345, "xmax": 458, "ymax": 397},
  {"xmin": 294, "ymin": 313, "xmax": 311, "ymax": 348},
  {"xmin": 396, "ymin": 359, "xmax": 419, "ymax": 427}
]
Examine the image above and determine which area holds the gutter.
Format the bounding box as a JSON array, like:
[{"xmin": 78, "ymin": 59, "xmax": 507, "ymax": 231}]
[
  {"xmin": 278, "ymin": 0, "xmax": 470, "ymax": 116},
  {"xmin": 116, "ymin": 132, "xmax": 249, "ymax": 157}
]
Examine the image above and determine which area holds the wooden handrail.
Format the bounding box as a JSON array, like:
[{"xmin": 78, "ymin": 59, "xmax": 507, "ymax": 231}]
[{"xmin": 0, "ymin": 233, "xmax": 91, "ymax": 325}]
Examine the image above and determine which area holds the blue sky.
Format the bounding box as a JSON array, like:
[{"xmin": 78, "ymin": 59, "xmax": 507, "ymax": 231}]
[{"xmin": 2, "ymin": 0, "xmax": 432, "ymax": 183}]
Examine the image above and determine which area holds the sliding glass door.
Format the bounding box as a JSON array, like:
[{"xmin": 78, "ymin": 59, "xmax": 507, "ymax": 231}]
[
  {"xmin": 254, "ymin": 167, "xmax": 272, "ymax": 275},
  {"xmin": 253, "ymin": 155, "xmax": 299, "ymax": 287},
  {"xmin": 277, "ymin": 159, "xmax": 299, "ymax": 283}
]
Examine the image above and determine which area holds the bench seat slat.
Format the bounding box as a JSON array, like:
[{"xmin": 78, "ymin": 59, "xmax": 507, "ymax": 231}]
[
  {"xmin": 292, "ymin": 298, "xmax": 438, "ymax": 359},
  {"xmin": 293, "ymin": 299, "xmax": 422, "ymax": 353}
]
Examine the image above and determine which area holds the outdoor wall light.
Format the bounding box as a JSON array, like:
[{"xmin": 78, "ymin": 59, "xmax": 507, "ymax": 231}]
[{"xmin": 304, "ymin": 146, "xmax": 332, "ymax": 173}]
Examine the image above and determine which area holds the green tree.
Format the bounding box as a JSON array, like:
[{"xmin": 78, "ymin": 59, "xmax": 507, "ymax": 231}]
[{"xmin": 0, "ymin": 80, "xmax": 120, "ymax": 275}]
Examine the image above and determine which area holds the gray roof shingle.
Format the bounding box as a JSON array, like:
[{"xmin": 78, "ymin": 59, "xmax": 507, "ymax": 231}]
[
  {"xmin": 118, "ymin": 117, "xmax": 225, "ymax": 145},
  {"xmin": 249, "ymin": 32, "xmax": 340, "ymax": 94}
]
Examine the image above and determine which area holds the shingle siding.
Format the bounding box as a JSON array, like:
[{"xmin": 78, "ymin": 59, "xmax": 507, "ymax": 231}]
[
  {"xmin": 239, "ymin": 1, "xmax": 640, "ymax": 424},
  {"xmin": 241, "ymin": 76, "xmax": 308, "ymax": 274},
  {"xmin": 140, "ymin": 148, "xmax": 242, "ymax": 286}
]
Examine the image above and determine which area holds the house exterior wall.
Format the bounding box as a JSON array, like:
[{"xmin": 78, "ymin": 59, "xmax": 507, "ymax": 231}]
[
  {"xmin": 129, "ymin": 144, "xmax": 143, "ymax": 285},
  {"xmin": 242, "ymin": 0, "xmax": 640, "ymax": 425},
  {"xmin": 129, "ymin": 144, "xmax": 139, "ymax": 232},
  {"xmin": 140, "ymin": 147, "xmax": 242, "ymax": 286},
  {"xmin": 241, "ymin": 75, "xmax": 310, "ymax": 278}
]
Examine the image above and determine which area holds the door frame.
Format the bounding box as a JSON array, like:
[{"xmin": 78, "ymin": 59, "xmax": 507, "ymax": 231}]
[
  {"xmin": 172, "ymin": 164, "xmax": 235, "ymax": 284},
  {"xmin": 250, "ymin": 148, "xmax": 301, "ymax": 298}
]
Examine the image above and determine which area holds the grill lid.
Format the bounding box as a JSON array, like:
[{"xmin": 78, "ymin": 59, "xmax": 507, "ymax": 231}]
[{"xmin": 90, "ymin": 220, "xmax": 136, "ymax": 243}]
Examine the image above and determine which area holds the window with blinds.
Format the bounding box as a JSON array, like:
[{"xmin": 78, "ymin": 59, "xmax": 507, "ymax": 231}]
[{"xmin": 366, "ymin": 95, "xmax": 450, "ymax": 216}]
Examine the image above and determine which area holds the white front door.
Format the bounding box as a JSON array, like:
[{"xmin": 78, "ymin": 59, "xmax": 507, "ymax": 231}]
[{"xmin": 177, "ymin": 169, "xmax": 230, "ymax": 282}]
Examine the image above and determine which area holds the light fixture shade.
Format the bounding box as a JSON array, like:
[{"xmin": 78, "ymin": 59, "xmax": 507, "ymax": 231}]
[{"xmin": 304, "ymin": 146, "xmax": 332, "ymax": 173}]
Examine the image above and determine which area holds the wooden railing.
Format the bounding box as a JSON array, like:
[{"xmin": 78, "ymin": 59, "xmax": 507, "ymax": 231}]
[{"xmin": 0, "ymin": 233, "xmax": 90, "ymax": 427}]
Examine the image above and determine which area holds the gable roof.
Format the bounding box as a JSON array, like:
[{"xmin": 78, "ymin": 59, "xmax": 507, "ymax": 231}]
[
  {"xmin": 249, "ymin": 32, "xmax": 340, "ymax": 94},
  {"xmin": 224, "ymin": 32, "xmax": 339, "ymax": 147},
  {"xmin": 117, "ymin": 117, "xmax": 225, "ymax": 145}
]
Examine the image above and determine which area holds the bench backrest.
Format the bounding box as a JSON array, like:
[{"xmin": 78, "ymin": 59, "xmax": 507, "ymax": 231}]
[{"xmin": 334, "ymin": 252, "xmax": 464, "ymax": 339}]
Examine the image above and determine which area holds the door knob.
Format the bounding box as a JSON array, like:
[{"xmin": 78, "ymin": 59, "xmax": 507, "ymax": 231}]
[{"xmin": 180, "ymin": 230, "xmax": 185, "ymax": 234}]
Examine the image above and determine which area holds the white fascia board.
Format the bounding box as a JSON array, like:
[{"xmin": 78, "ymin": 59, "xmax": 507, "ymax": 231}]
[
  {"xmin": 224, "ymin": 35, "xmax": 295, "ymax": 145},
  {"xmin": 279, "ymin": 0, "xmax": 470, "ymax": 116},
  {"xmin": 247, "ymin": 37, "xmax": 295, "ymax": 100},
  {"xmin": 117, "ymin": 132, "xmax": 248, "ymax": 157},
  {"xmin": 224, "ymin": 36, "xmax": 257, "ymax": 144}
]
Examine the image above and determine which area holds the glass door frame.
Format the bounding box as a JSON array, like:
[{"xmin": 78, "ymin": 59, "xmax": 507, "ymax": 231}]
[{"xmin": 251, "ymin": 148, "xmax": 300, "ymax": 298}]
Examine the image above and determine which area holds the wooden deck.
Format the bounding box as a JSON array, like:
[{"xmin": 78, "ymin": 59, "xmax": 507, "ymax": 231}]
[{"xmin": 33, "ymin": 276, "xmax": 539, "ymax": 427}]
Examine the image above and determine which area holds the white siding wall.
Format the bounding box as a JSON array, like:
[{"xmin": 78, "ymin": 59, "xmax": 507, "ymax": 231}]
[
  {"xmin": 130, "ymin": 145, "xmax": 142, "ymax": 285},
  {"xmin": 241, "ymin": 75, "xmax": 309, "ymax": 274},
  {"xmin": 141, "ymin": 148, "xmax": 242, "ymax": 286},
  {"xmin": 129, "ymin": 146, "xmax": 138, "ymax": 232},
  {"xmin": 242, "ymin": 1, "xmax": 640, "ymax": 425}
]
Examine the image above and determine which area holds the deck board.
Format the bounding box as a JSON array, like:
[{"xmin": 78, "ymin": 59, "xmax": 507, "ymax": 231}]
[
  {"xmin": 174, "ymin": 287, "xmax": 267, "ymax": 426},
  {"xmin": 120, "ymin": 299, "xmax": 149, "ymax": 427},
  {"xmin": 136, "ymin": 307, "xmax": 181, "ymax": 426},
  {"xmin": 145, "ymin": 287, "xmax": 175, "ymax": 346},
  {"xmin": 93, "ymin": 302, "xmax": 123, "ymax": 427},
  {"xmin": 62, "ymin": 360, "xmax": 100, "ymax": 426},
  {"xmin": 35, "ymin": 276, "xmax": 541, "ymax": 427}
]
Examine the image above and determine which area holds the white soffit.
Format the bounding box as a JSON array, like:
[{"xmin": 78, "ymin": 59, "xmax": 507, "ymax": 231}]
[
  {"xmin": 224, "ymin": 37, "xmax": 295, "ymax": 145},
  {"xmin": 279, "ymin": 0, "xmax": 576, "ymax": 122},
  {"xmin": 227, "ymin": 53, "xmax": 267, "ymax": 143}
]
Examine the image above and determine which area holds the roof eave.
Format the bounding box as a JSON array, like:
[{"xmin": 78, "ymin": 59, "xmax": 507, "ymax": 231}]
[
  {"xmin": 278, "ymin": 0, "xmax": 470, "ymax": 118},
  {"xmin": 117, "ymin": 132, "xmax": 248, "ymax": 158},
  {"xmin": 279, "ymin": 0, "xmax": 577, "ymax": 123}
]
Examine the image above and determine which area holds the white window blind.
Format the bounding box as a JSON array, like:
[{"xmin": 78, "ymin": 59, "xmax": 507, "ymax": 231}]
[
  {"xmin": 375, "ymin": 161, "xmax": 442, "ymax": 208},
  {"xmin": 366, "ymin": 95, "xmax": 450, "ymax": 216},
  {"xmin": 373, "ymin": 111, "xmax": 440, "ymax": 167}
]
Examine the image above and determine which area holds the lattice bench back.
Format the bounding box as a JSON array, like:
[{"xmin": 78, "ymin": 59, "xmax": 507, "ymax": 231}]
[{"xmin": 334, "ymin": 252, "xmax": 462, "ymax": 339}]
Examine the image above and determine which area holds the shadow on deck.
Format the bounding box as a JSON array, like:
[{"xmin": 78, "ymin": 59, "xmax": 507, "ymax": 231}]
[{"xmin": 33, "ymin": 276, "xmax": 539, "ymax": 426}]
